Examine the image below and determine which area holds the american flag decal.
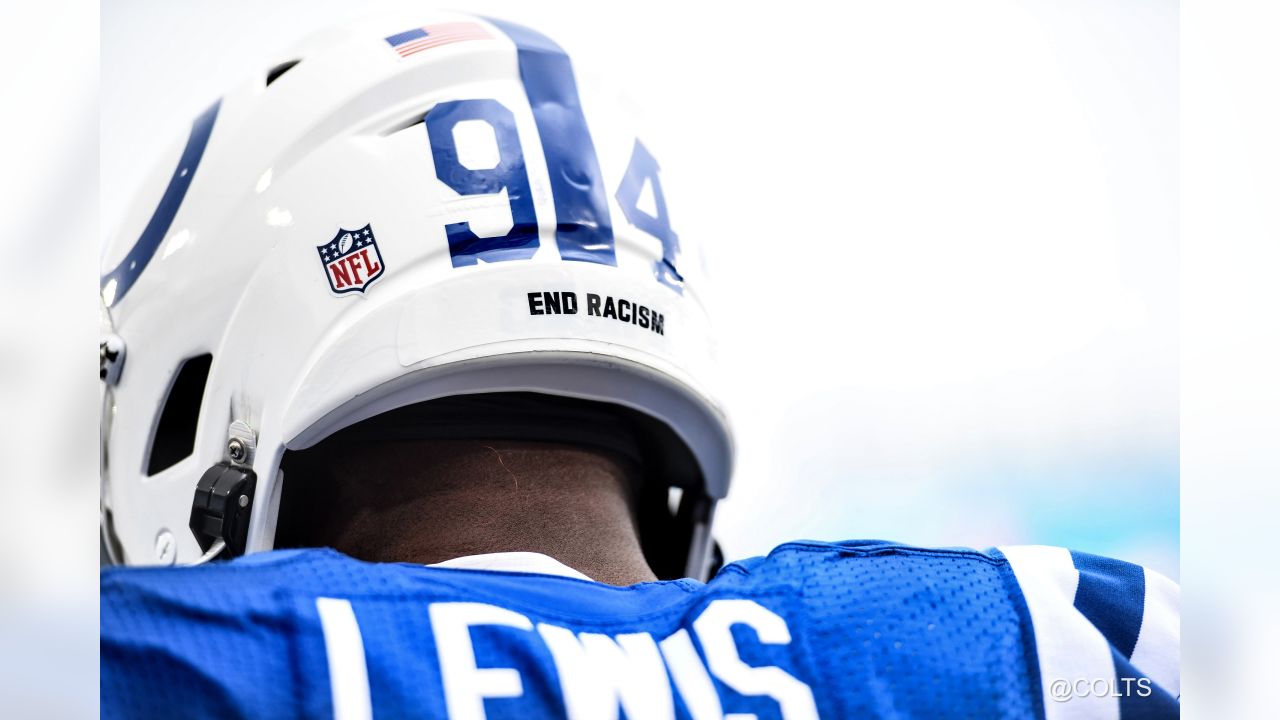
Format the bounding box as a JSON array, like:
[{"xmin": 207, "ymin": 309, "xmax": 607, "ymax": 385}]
[{"xmin": 384, "ymin": 22, "xmax": 491, "ymax": 59}]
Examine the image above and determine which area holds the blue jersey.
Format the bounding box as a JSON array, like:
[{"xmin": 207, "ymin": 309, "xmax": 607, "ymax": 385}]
[{"xmin": 101, "ymin": 540, "xmax": 1179, "ymax": 719}]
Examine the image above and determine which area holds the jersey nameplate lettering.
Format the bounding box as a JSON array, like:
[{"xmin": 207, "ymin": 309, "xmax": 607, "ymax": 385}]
[{"xmin": 314, "ymin": 596, "xmax": 817, "ymax": 720}]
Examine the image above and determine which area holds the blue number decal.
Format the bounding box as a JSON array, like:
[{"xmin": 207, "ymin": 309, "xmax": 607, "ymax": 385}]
[
  {"xmin": 615, "ymin": 140, "xmax": 683, "ymax": 293},
  {"xmin": 425, "ymin": 23, "xmax": 677, "ymax": 285},
  {"xmin": 487, "ymin": 17, "xmax": 616, "ymax": 266},
  {"xmin": 425, "ymin": 99, "xmax": 539, "ymax": 267}
]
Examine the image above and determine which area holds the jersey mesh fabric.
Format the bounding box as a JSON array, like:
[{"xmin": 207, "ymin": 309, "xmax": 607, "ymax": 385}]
[
  {"xmin": 717, "ymin": 542, "xmax": 1039, "ymax": 719},
  {"xmin": 102, "ymin": 542, "xmax": 1049, "ymax": 719}
]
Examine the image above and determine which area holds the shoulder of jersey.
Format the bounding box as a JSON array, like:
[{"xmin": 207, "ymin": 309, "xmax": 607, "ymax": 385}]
[{"xmin": 103, "ymin": 541, "xmax": 1180, "ymax": 719}]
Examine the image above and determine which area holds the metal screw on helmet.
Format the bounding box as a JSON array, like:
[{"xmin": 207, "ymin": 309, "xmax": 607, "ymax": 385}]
[
  {"xmin": 225, "ymin": 420, "xmax": 258, "ymax": 467},
  {"xmin": 238, "ymin": 494, "xmax": 249, "ymax": 508}
]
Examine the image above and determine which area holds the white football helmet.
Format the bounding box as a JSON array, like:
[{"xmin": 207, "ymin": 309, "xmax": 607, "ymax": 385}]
[{"xmin": 100, "ymin": 12, "xmax": 732, "ymax": 579}]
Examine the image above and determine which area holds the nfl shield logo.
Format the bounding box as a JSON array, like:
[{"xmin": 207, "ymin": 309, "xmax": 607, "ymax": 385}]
[{"xmin": 317, "ymin": 224, "xmax": 385, "ymax": 295}]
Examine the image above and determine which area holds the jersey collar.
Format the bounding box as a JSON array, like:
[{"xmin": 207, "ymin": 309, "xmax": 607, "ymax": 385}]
[{"xmin": 429, "ymin": 552, "xmax": 593, "ymax": 581}]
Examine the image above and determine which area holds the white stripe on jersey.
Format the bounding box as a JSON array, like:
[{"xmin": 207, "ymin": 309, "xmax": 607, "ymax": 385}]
[
  {"xmin": 1129, "ymin": 566, "xmax": 1180, "ymax": 697},
  {"xmin": 1000, "ymin": 545, "xmax": 1119, "ymax": 720}
]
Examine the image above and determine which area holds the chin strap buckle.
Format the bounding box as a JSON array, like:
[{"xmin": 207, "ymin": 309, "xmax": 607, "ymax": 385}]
[{"xmin": 189, "ymin": 462, "xmax": 257, "ymax": 559}]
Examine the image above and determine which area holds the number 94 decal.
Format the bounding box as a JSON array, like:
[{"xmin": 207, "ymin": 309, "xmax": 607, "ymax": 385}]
[{"xmin": 425, "ymin": 96, "xmax": 683, "ymax": 294}]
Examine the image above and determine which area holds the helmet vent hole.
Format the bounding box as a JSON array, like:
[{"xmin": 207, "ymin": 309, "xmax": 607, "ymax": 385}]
[
  {"xmin": 146, "ymin": 353, "xmax": 212, "ymax": 476},
  {"xmin": 265, "ymin": 59, "xmax": 301, "ymax": 87}
]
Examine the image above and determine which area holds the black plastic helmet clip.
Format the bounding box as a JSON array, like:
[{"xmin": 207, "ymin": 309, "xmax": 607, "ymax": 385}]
[{"xmin": 189, "ymin": 462, "xmax": 257, "ymax": 558}]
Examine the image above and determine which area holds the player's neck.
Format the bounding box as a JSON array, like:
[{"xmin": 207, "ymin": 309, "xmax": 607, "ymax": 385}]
[{"xmin": 304, "ymin": 440, "xmax": 658, "ymax": 586}]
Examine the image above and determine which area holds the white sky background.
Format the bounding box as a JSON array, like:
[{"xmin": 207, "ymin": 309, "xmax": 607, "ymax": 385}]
[{"xmin": 103, "ymin": 1, "xmax": 1178, "ymax": 577}]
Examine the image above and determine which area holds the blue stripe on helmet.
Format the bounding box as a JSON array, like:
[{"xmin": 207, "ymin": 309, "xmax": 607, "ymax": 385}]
[{"xmin": 102, "ymin": 99, "xmax": 221, "ymax": 306}]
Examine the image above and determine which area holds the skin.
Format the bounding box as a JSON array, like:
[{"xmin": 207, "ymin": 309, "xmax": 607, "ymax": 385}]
[{"xmin": 278, "ymin": 439, "xmax": 658, "ymax": 586}]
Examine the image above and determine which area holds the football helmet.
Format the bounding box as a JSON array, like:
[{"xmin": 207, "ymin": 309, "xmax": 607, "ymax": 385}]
[{"xmin": 99, "ymin": 12, "xmax": 732, "ymax": 579}]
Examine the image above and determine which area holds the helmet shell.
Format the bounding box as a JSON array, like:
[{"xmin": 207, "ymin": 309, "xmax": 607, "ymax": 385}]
[{"xmin": 101, "ymin": 12, "xmax": 732, "ymax": 574}]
